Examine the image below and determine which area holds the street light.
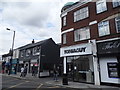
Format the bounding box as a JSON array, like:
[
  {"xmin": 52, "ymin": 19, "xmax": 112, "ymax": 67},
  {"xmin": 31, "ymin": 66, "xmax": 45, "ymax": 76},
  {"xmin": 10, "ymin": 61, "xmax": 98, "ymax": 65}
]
[{"xmin": 6, "ymin": 28, "xmax": 15, "ymax": 75}]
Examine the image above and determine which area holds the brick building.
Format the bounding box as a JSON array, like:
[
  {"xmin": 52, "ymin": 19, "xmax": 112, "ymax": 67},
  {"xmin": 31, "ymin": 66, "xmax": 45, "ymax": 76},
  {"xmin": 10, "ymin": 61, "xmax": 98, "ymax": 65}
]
[{"xmin": 60, "ymin": 0, "xmax": 120, "ymax": 85}]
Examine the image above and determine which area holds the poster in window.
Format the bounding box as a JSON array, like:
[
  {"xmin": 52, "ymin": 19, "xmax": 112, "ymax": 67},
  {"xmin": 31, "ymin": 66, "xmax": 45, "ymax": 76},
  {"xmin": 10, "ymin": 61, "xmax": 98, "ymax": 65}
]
[{"xmin": 107, "ymin": 63, "xmax": 119, "ymax": 78}]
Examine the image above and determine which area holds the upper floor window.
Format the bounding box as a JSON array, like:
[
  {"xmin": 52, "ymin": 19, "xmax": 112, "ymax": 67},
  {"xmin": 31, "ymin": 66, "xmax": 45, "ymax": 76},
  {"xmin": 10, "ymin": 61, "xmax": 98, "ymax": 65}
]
[
  {"xmin": 26, "ymin": 49, "xmax": 31, "ymax": 56},
  {"xmin": 63, "ymin": 16, "xmax": 66, "ymax": 26},
  {"xmin": 74, "ymin": 7, "xmax": 89, "ymax": 22},
  {"xmin": 98, "ymin": 21, "xmax": 110, "ymax": 36},
  {"xmin": 96, "ymin": 0, "xmax": 107, "ymax": 14},
  {"xmin": 33, "ymin": 46, "xmax": 41, "ymax": 55},
  {"xmin": 112, "ymin": 0, "xmax": 120, "ymax": 7},
  {"xmin": 62, "ymin": 33, "xmax": 66, "ymax": 44},
  {"xmin": 20, "ymin": 51, "xmax": 24, "ymax": 57},
  {"xmin": 74, "ymin": 27, "xmax": 90, "ymax": 41},
  {"xmin": 115, "ymin": 16, "xmax": 120, "ymax": 33}
]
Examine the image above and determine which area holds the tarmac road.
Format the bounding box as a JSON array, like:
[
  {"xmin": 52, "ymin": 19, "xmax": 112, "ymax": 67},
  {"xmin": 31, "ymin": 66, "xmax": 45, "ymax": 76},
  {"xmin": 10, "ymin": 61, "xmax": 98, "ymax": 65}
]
[{"xmin": 1, "ymin": 75, "xmax": 76, "ymax": 90}]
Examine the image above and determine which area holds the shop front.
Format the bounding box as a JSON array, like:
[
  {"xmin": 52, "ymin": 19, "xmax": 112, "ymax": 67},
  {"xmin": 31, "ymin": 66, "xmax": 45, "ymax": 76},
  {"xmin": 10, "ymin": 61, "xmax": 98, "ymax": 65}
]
[
  {"xmin": 97, "ymin": 39, "xmax": 120, "ymax": 84},
  {"xmin": 11, "ymin": 59, "xmax": 18, "ymax": 74},
  {"xmin": 60, "ymin": 41, "xmax": 100, "ymax": 85}
]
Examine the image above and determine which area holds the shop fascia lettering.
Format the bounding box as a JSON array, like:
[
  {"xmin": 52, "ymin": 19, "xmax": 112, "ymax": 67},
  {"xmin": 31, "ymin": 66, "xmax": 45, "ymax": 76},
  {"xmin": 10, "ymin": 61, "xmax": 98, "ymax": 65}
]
[
  {"xmin": 60, "ymin": 43, "xmax": 92, "ymax": 57},
  {"xmin": 64, "ymin": 47, "xmax": 86, "ymax": 54}
]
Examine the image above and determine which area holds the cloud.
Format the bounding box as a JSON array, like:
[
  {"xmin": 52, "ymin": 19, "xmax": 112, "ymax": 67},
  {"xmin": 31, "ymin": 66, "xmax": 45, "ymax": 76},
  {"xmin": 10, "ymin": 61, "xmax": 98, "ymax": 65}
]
[{"xmin": 0, "ymin": 0, "xmax": 79, "ymax": 55}]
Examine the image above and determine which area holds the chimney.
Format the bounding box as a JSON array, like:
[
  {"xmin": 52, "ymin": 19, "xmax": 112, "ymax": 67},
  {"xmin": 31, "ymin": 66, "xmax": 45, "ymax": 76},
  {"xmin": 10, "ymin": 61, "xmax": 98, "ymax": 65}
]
[{"xmin": 32, "ymin": 39, "xmax": 35, "ymax": 43}]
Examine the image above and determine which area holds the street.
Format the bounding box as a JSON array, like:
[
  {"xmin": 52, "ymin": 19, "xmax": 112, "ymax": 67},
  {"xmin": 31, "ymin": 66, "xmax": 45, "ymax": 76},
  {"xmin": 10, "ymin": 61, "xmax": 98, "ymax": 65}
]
[{"xmin": 1, "ymin": 75, "xmax": 79, "ymax": 90}]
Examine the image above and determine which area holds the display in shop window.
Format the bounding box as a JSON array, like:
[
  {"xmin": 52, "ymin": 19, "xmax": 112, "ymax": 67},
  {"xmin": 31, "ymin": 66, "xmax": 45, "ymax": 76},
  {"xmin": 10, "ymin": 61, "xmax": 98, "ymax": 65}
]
[{"xmin": 107, "ymin": 63, "xmax": 119, "ymax": 78}]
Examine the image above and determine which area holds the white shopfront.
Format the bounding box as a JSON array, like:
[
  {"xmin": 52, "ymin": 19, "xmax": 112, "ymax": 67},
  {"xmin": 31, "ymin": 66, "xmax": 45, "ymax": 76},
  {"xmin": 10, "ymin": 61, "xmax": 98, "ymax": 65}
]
[
  {"xmin": 60, "ymin": 41, "xmax": 100, "ymax": 85},
  {"xmin": 97, "ymin": 39, "xmax": 120, "ymax": 84}
]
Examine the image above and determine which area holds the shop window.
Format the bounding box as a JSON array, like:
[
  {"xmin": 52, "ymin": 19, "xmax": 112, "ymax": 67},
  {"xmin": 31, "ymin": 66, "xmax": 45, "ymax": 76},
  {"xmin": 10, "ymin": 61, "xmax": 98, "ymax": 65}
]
[
  {"xmin": 74, "ymin": 27, "xmax": 90, "ymax": 41},
  {"xmin": 96, "ymin": 0, "xmax": 107, "ymax": 14},
  {"xmin": 33, "ymin": 46, "xmax": 41, "ymax": 55},
  {"xmin": 107, "ymin": 63, "xmax": 119, "ymax": 78},
  {"xmin": 115, "ymin": 16, "xmax": 120, "ymax": 33},
  {"xmin": 98, "ymin": 20, "xmax": 110, "ymax": 36},
  {"xmin": 63, "ymin": 16, "xmax": 66, "ymax": 26},
  {"xmin": 74, "ymin": 7, "xmax": 89, "ymax": 22},
  {"xmin": 112, "ymin": 0, "xmax": 120, "ymax": 7},
  {"xmin": 62, "ymin": 33, "xmax": 66, "ymax": 44}
]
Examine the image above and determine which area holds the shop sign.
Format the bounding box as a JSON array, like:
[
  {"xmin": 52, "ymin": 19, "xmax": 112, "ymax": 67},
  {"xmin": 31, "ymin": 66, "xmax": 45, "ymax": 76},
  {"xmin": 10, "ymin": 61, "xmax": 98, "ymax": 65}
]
[
  {"xmin": 12, "ymin": 59, "xmax": 17, "ymax": 64},
  {"xmin": 60, "ymin": 43, "xmax": 92, "ymax": 57},
  {"xmin": 97, "ymin": 39, "xmax": 120, "ymax": 54}
]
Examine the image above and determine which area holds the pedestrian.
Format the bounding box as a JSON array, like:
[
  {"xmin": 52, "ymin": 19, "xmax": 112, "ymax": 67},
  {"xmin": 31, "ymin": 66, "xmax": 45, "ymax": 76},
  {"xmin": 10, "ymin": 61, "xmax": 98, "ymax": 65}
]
[
  {"xmin": 32, "ymin": 65, "xmax": 35, "ymax": 76},
  {"xmin": 20, "ymin": 66, "xmax": 24, "ymax": 77},
  {"xmin": 53, "ymin": 69, "xmax": 58, "ymax": 81},
  {"xmin": 24, "ymin": 66, "xmax": 27, "ymax": 77}
]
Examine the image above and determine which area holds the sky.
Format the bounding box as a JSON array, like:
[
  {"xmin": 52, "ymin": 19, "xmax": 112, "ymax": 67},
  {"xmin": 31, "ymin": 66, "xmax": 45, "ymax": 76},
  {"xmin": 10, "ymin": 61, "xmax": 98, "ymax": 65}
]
[{"xmin": 0, "ymin": 0, "xmax": 79, "ymax": 55}]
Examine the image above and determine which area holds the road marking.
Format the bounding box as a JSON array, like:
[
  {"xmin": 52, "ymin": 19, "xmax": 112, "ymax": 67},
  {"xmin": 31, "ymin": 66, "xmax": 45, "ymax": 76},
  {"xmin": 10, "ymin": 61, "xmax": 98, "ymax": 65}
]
[
  {"xmin": 2, "ymin": 79, "xmax": 19, "ymax": 84},
  {"xmin": 9, "ymin": 81, "xmax": 29, "ymax": 88},
  {"xmin": 3, "ymin": 81, "xmax": 30, "ymax": 90},
  {"xmin": 36, "ymin": 83, "xmax": 43, "ymax": 89}
]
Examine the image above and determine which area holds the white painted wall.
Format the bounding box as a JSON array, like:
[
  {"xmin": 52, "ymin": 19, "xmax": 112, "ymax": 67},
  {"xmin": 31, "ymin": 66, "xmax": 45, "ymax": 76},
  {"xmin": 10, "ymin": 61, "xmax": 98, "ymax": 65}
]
[{"xmin": 99, "ymin": 57, "xmax": 120, "ymax": 84}]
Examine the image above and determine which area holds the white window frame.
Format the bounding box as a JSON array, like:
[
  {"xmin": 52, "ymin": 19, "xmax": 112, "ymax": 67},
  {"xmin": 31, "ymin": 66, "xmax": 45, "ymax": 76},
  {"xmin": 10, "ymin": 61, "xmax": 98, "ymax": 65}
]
[
  {"xmin": 74, "ymin": 27, "xmax": 90, "ymax": 42},
  {"xmin": 62, "ymin": 33, "xmax": 66, "ymax": 44},
  {"xmin": 63, "ymin": 16, "xmax": 66, "ymax": 26},
  {"xmin": 74, "ymin": 7, "xmax": 89, "ymax": 22},
  {"xmin": 96, "ymin": 0, "xmax": 107, "ymax": 14},
  {"xmin": 112, "ymin": 0, "xmax": 120, "ymax": 7},
  {"xmin": 33, "ymin": 46, "xmax": 40, "ymax": 55},
  {"xmin": 98, "ymin": 21, "xmax": 110, "ymax": 36},
  {"xmin": 115, "ymin": 16, "xmax": 120, "ymax": 33},
  {"xmin": 20, "ymin": 51, "xmax": 24, "ymax": 57},
  {"xmin": 26, "ymin": 49, "xmax": 31, "ymax": 56}
]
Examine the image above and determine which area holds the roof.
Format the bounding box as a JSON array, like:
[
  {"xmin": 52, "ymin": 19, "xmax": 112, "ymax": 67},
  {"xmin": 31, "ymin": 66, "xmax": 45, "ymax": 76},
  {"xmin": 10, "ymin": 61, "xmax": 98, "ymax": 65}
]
[
  {"xmin": 63, "ymin": 2, "xmax": 74, "ymax": 7},
  {"xmin": 18, "ymin": 38, "xmax": 55, "ymax": 50}
]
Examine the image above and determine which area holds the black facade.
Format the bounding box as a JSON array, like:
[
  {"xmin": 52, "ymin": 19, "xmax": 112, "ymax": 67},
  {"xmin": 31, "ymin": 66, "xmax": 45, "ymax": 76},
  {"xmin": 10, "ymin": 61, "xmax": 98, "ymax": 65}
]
[{"xmin": 18, "ymin": 38, "xmax": 61, "ymax": 77}]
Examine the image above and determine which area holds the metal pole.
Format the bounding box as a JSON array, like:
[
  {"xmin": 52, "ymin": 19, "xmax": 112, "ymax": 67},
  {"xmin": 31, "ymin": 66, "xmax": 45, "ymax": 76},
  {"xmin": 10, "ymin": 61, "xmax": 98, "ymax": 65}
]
[{"xmin": 6, "ymin": 28, "xmax": 15, "ymax": 75}]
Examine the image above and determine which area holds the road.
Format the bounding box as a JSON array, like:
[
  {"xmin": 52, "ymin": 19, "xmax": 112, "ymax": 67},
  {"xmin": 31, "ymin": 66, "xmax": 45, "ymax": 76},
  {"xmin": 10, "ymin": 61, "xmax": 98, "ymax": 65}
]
[{"xmin": 1, "ymin": 75, "xmax": 79, "ymax": 90}]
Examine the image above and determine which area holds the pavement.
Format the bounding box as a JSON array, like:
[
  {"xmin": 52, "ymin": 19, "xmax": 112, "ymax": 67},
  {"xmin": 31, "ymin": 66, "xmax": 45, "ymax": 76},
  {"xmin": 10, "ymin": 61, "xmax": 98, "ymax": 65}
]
[{"xmin": 1, "ymin": 73, "xmax": 120, "ymax": 90}]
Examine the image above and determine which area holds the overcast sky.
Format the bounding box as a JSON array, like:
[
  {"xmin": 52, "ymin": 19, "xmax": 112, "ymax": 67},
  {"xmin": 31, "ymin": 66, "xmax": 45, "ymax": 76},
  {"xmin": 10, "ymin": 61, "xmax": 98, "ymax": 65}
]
[{"xmin": 0, "ymin": 0, "xmax": 79, "ymax": 55}]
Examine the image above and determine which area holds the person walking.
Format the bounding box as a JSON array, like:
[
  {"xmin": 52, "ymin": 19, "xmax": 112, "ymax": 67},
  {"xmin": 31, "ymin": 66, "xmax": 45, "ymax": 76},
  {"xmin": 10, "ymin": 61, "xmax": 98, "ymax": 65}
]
[
  {"xmin": 24, "ymin": 66, "xmax": 27, "ymax": 77},
  {"xmin": 53, "ymin": 69, "xmax": 58, "ymax": 81},
  {"xmin": 32, "ymin": 65, "xmax": 35, "ymax": 76},
  {"xmin": 20, "ymin": 66, "xmax": 24, "ymax": 77}
]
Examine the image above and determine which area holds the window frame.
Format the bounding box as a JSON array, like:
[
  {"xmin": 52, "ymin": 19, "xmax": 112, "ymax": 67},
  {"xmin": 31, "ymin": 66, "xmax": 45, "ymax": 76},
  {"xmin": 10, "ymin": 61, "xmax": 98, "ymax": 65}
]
[
  {"xmin": 62, "ymin": 33, "xmax": 66, "ymax": 44},
  {"xmin": 74, "ymin": 7, "xmax": 89, "ymax": 22},
  {"xmin": 63, "ymin": 16, "xmax": 67, "ymax": 26},
  {"xmin": 98, "ymin": 20, "xmax": 110, "ymax": 37},
  {"xmin": 112, "ymin": 0, "xmax": 120, "ymax": 7},
  {"xmin": 115, "ymin": 16, "xmax": 120, "ymax": 33},
  {"xmin": 96, "ymin": 0, "xmax": 107, "ymax": 14},
  {"xmin": 74, "ymin": 27, "xmax": 90, "ymax": 42}
]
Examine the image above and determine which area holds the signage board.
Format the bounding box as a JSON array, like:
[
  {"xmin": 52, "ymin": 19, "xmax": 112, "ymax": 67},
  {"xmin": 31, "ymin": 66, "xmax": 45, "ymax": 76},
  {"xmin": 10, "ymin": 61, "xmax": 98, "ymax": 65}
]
[
  {"xmin": 97, "ymin": 39, "xmax": 120, "ymax": 54},
  {"xmin": 60, "ymin": 43, "xmax": 92, "ymax": 57}
]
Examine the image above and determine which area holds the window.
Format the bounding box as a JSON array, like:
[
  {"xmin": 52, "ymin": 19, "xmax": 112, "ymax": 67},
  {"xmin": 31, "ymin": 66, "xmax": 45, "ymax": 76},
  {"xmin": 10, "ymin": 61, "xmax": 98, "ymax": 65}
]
[
  {"xmin": 74, "ymin": 7, "xmax": 89, "ymax": 22},
  {"xmin": 98, "ymin": 21, "xmax": 110, "ymax": 36},
  {"xmin": 74, "ymin": 27, "xmax": 90, "ymax": 41},
  {"xmin": 20, "ymin": 51, "xmax": 24, "ymax": 57},
  {"xmin": 26, "ymin": 49, "xmax": 31, "ymax": 56},
  {"xmin": 115, "ymin": 16, "xmax": 120, "ymax": 33},
  {"xmin": 112, "ymin": 0, "xmax": 120, "ymax": 7},
  {"xmin": 62, "ymin": 33, "xmax": 66, "ymax": 44},
  {"xmin": 63, "ymin": 16, "xmax": 66, "ymax": 26},
  {"xmin": 33, "ymin": 46, "xmax": 41, "ymax": 55},
  {"xmin": 96, "ymin": 0, "xmax": 107, "ymax": 14}
]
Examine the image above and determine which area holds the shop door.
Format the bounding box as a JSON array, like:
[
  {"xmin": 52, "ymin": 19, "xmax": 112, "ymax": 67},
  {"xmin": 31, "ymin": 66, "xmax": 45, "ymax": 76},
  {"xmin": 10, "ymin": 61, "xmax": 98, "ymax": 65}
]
[{"xmin": 73, "ymin": 56, "xmax": 93, "ymax": 83}]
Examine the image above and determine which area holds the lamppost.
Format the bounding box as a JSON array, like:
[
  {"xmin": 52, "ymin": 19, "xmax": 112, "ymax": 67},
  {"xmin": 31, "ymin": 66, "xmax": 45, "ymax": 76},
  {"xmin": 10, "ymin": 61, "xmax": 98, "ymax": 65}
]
[{"xmin": 6, "ymin": 28, "xmax": 15, "ymax": 75}]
